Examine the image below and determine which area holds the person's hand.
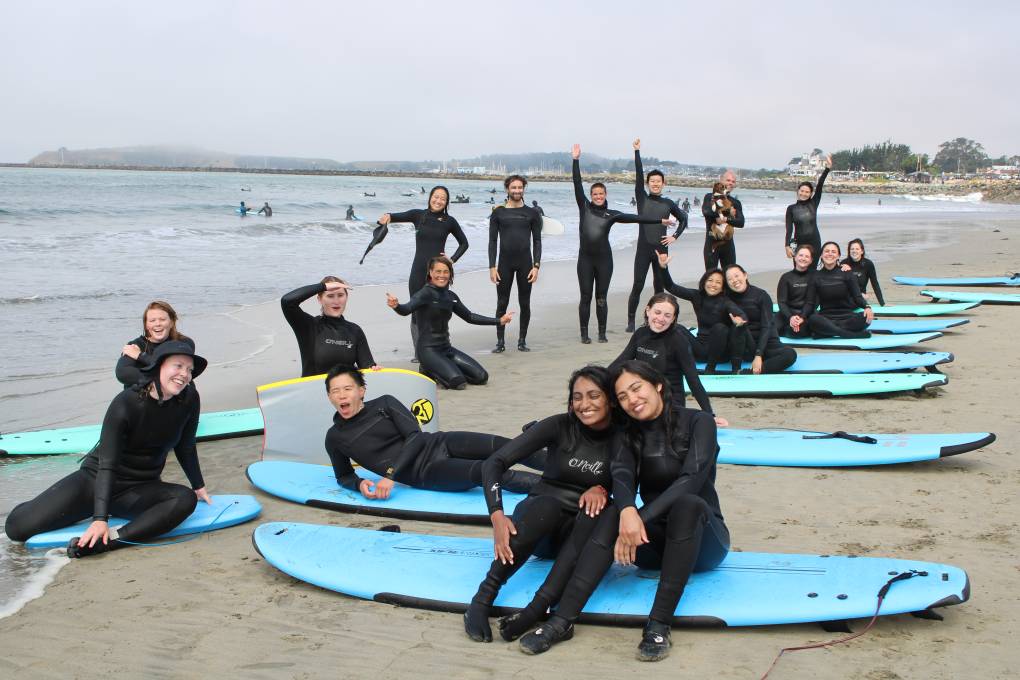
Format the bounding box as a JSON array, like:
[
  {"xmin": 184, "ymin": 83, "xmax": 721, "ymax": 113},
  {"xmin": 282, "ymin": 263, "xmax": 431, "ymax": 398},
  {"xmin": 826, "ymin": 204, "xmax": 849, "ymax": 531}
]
[
  {"xmin": 614, "ymin": 507, "xmax": 648, "ymax": 565},
  {"xmin": 491, "ymin": 510, "xmax": 517, "ymax": 565},
  {"xmin": 790, "ymin": 315, "xmax": 803, "ymax": 332},
  {"xmin": 714, "ymin": 415, "xmax": 729, "ymax": 428},
  {"xmin": 578, "ymin": 486, "xmax": 608, "ymax": 517},
  {"xmin": 864, "ymin": 307, "xmax": 875, "ymax": 323},
  {"xmin": 751, "ymin": 356, "xmax": 764, "ymax": 375},
  {"xmin": 730, "ymin": 314, "xmax": 746, "ymax": 327},
  {"xmin": 657, "ymin": 252, "xmax": 672, "ymax": 269},
  {"xmin": 840, "ymin": 263, "xmax": 852, "ymax": 272},
  {"xmin": 527, "ymin": 266, "xmax": 539, "ymax": 284},
  {"xmin": 121, "ymin": 344, "xmax": 141, "ymax": 360},
  {"xmin": 499, "ymin": 312, "xmax": 515, "ymax": 325},
  {"xmin": 385, "ymin": 293, "xmax": 399, "ymax": 309},
  {"xmin": 632, "ymin": 138, "xmax": 641, "ymax": 151},
  {"xmin": 369, "ymin": 365, "xmax": 383, "ymax": 371},
  {"xmin": 785, "ymin": 246, "xmax": 794, "ymax": 259},
  {"xmin": 194, "ymin": 487, "xmax": 213, "ymax": 505},
  {"xmin": 359, "ymin": 478, "xmax": 395, "ymax": 500},
  {"xmin": 489, "ymin": 267, "xmax": 500, "ymax": 284},
  {"xmin": 571, "ymin": 143, "xmax": 580, "ymax": 160},
  {"xmin": 378, "ymin": 213, "xmax": 392, "ymax": 225},
  {"xmin": 77, "ymin": 520, "xmax": 110, "ymax": 550},
  {"xmin": 716, "ymin": 215, "xmax": 728, "ymax": 225},
  {"xmin": 660, "ymin": 235, "xmax": 676, "ymax": 246},
  {"xmin": 824, "ymin": 154, "xmax": 832, "ymax": 169},
  {"xmin": 325, "ymin": 280, "xmax": 351, "ymax": 292}
]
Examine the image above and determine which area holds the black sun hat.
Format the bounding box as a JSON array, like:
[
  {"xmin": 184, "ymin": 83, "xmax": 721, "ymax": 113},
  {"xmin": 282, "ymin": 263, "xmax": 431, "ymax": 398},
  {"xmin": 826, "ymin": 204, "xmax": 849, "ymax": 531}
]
[{"xmin": 139, "ymin": 340, "xmax": 208, "ymax": 379}]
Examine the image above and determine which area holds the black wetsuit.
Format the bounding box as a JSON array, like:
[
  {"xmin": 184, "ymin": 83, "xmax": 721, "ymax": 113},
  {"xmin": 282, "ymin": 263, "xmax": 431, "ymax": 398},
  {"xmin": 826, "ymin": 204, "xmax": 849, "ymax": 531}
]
[
  {"xmin": 659, "ymin": 267, "xmax": 746, "ymax": 370},
  {"xmin": 806, "ymin": 266, "xmax": 871, "ymax": 338},
  {"xmin": 628, "ymin": 151, "xmax": 686, "ymax": 326},
  {"xmin": 842, "ymin": 257, "xmax": 886, "ymax": 306},
  {"xmin": 727, "ymin": 284, "xmax": 798, "ymax": 373},
  {"xmin": 6, "ymin": 385, "xmax": 204, "ymax": 547},
  {"xmin": 281, "ymin": 284, "xmax": 375, "ymax": 377},
  {"xmin": 465, "ymin": 414, "xmax": 618, "ymax": 639},
  {"xmin": 776, "ymin": 268, "xmax": 815, "ymax": 338},
  {"xmin": 258, "ymin": 204, "xmax": 272, "ymax": 217},
  {"xmin": 611, "ymin": 327, "xmax": 714, "ymax": 414},
  {"xmin": 702, "ymin": 190, "xmax": 745, "ymax": 270},
  {"xmin": 325, "ymin": 395, "xmax": 537, "ymax": 492},
  {"xmin": 489, "ymin": 204, "xmax": 542, "ymax": 346},
  {"xmin": 115, "ymin": 335, "xmax": 196, "ymax": 387},
  {"xmin": 784, "ymin": 167, "xmax": 828, "ymax": 267},
  {"xmin": 393, "ymin": 283, "xmax": 498, "ymax": 388},
  {"xmin": 572, "ymin": 159, "xmax": 661, "ymax": 339},
  {"xmin": 528, "ymin": 406, "xmax": 729, "ymax": 628}
]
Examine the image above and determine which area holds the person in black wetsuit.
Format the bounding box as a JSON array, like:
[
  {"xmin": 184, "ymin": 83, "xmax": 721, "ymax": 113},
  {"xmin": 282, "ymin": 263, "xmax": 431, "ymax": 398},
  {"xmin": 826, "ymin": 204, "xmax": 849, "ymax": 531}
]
[
  {"xmin": 776, "ymin": 244, "xmax": 817, "ymax": 338},
  {"xmin": 6, "ymin": 342, "xmax": 212, "ymax": 558},
  {"xmin": 258, "ymin": 202, "xmax": 272, "ymax": 217},
  {"xmin": 281, "ymin": 276, "xmax": 377, "ymax": 377},
  {"xmin": 571, "ymin": 144, "xmax": 670, "ymax": 344},
  {"xmin": 723, "ymin": 265, "xmax": 798, "ymax": 373},
  {"xmin": 784, "ymin": 155, "xmax": 831, "ymax": 267},
  {"xmin": 842, "ymin": 238, "xmax": 886, "ymax": 306},
  {"xmin": 806, "ymin": 242, "xmax": 874, "ymax": 339},
  {"xmin": 489, "ymin": 175, "xmax": 542, "ymax": 352},
  {"xmin": 464, "ymin": 365, "xmax": 619, "ymax": 643},
  {"xmin": 701, "ymin": 170, "xmax": 745, "ymax": 270},
  {"xmin": 655, "ymin": 253, "xmax": 748, "ymax": 373},
  {"xmin": 323, "ymin": 365, "xmax": 540, "ymax": 501},
  {"xmin": 376, "ymin": 186, "xmax": 470, "ymax": 357},
  {"xmin": 609, "ymin": 292, "xmax": 728, "ymax": 426},
  {"xmin": 387, "ymin": 256, "xmax": 512, "ymax": 389},
  {"xmin": 531, "ymin": 200, "xmax": 545, "ymax": 216},
  {"xmin": 116, "ymin": 300, "xmax": 195, "ymax": 387},
  {"xmin": 627, "ymin": 139, "xmax": 687, "ymax": 332},
  {"xmin": 515, "ymin": 361, "xmax": 729, "ymax": 661},
  {"xmin": 346, "ymin": 205, "xmax": 356, "ymax": 220}
]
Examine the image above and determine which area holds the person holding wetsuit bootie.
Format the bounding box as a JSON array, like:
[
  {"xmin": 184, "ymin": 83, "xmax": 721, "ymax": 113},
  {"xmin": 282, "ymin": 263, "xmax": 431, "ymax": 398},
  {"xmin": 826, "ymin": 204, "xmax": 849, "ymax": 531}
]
[
  {"xmin": 842, "ymin": 238, "xmax": 886, "ymax": 307},
  {"xmin": 515, "ymin": 361, "xmax": 729, "ymax": 661},
  {"xmin": 281, "ymin": 276, "xmax": 378, "ymax": 377},
  {"xmin": 464, "ymin": 366, "xmax": 619, "ymax": 643},
  {"xmin": 724, "ymin": 265, "xmax": 798, "ymax": 374},
  {"xmin": 5, "ymin": 342, "xmax": 213, "ymax": 558},
  {"xmin": 776, "ymin": 244, "xmax": 817, "ymax": 338},
  {"xmin": 784, "ymin": 154, "xmax": 831, "ymax": 267},
  {"xmin": 571, "ymin": 144, "xmax": 672, "ymax": 344},
  {"xmin": 489, "ymin": 175, "xmax": 542, "ymax": 352},
  {"xmin": 374, "ymin": 186, "xmax": 469, "ymax": 359},
  {"xmin": 323, "ymin": 365, "xmax": 541, "ymax": 502},
  {"xmin": 388, "ymin": 256, "xmax": 512, "ymax": 389},
  {"xmin": 116, "ymin": 300, "xmax": 195, "ymax": 387},
  {"xmin": 701, "ymin": 170, "xmax": 745, "ymax": 270},
  {"xmin": 626, "ymin": 139, "xmax": 687, "ymax": 332},
  {"xmin": 805, "ymin": 242, "xmax": 874, "ymax": 339},
  {"xmin": 655, "ymin": 252, "xmax": 747, "ymax": 374}
]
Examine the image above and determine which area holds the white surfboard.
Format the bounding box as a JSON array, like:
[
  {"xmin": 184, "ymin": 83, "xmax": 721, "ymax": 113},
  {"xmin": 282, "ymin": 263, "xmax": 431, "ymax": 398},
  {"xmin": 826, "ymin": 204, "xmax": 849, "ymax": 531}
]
[{"xmin": 541, "ymin": 216, "xmax": 565, "ymax": 236}]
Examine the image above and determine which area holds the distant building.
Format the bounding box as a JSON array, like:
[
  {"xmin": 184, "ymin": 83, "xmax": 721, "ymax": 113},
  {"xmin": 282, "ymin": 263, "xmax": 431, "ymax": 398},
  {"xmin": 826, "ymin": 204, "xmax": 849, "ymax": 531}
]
[
  {"xmin": 906, "ymin": 171, "xmax": 932, "ymax": 184},
  {"xmin": 787, "ymin": 148, "xmax": 826, "ymax": 176}
]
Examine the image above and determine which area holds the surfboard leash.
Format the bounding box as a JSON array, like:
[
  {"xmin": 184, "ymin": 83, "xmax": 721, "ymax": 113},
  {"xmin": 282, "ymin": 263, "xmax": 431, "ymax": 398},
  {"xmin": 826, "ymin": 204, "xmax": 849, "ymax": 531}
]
[
  {"xmin": 759, "ymin": 569, "xmax": 927, "ymax": 679},
  {"xmin": 113, "ymin": 500, "xmax": 236, "ymax": 547}
]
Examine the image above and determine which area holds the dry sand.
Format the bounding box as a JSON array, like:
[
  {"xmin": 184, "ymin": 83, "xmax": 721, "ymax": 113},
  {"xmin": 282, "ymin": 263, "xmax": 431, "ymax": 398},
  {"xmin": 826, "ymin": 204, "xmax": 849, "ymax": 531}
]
[{"xmin": 1, "ymin": 216, "xmax": 1018, "ymax": 679}]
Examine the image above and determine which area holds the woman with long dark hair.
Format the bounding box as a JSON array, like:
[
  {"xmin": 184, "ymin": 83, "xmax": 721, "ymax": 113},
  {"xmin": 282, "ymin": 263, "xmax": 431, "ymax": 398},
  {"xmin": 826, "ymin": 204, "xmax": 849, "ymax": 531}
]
[
  {"xmin": 784, "ymin": 154, "xmax": 831, "ymax": 267},
  {"xmin": 724, "ymin": 265, "xmax": 798, "ymax": 373},
  {"xmin": 842, "ymin": 238, "xmax": 886, "ymax": 306}
]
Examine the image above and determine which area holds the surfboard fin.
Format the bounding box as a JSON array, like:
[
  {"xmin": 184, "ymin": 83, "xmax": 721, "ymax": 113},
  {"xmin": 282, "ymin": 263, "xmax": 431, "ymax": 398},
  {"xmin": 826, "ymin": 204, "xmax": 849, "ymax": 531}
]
[
  {"xmin": 910, "ymin": 608, "xmax": 944, "ymax": 621},
  {"xmin": 819, "ymin": 620, "xmax": 853, "ymax": 633}
]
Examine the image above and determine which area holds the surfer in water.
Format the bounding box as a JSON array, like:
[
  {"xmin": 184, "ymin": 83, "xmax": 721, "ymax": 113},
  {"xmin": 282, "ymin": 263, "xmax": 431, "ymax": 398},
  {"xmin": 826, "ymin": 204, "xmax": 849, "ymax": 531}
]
[
  {"xmin": 116, "ymin": 301, "xmax": 194, "ymax": 387},
  {"xmin": 489, "ymin": 175, "xmax": 542, "ymax": 352},
  {"xmin": 323, "ymin": 364, "xmax": 540, "ymax": 501},
  {"xmin": 281, "ymin": 276, "xmax": 378, "ymax": 377},
  {"xmin": 514, "ymin": 361, "xmax": 729, "ymax": 661},
  {"xmin": 464, "ymin": 365, "xmax": 619, "ymax": 643},
  {"xmin": 5, "ymin": 342, "xmax": 213, "ymax": 557},
  {"xmin": 238, "ymin": 201, "xmax": 250, "ymax": 216},
  {"xmin": 841, "ymin": 239, "xmax": 886, "ymax": 306},
  {"xmin": 258, "ymin": 202, "xmax": 272, "ymax": 217},
  {"xmin": 724, "ymin": 265, "xmax": 798, "ymax": 373},
  {"xmin": 784, "ymin": 154, "xmax": 831, "ymax": 267},
  {"xmin": 388, "ymin": 256, "xmax": 510, "ymax": 389},
  {"xmin": 346, "ymin": 205, "xmax": 356, "ymax": 220},
  {"xmin": 531, "ymin": 200, "xmax": 545, "ymax": 216},
  {"xmin": 805, "ymin": 242, "xmax": 873, "ymax": 339}
]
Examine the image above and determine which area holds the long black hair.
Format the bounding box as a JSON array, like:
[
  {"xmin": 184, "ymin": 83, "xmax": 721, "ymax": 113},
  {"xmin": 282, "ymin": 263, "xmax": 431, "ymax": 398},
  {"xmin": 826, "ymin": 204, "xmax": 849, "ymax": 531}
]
[
  {"xmin": 561, "ymin": 365, "xmax": 616, "ymax": 451},
  {"xmin": 426, "ymin": 186, "xmax": 450, "ymax": 216},
  {"xmin": 608, "ymin": 360, "xmax": 673, "ymax": 461}
]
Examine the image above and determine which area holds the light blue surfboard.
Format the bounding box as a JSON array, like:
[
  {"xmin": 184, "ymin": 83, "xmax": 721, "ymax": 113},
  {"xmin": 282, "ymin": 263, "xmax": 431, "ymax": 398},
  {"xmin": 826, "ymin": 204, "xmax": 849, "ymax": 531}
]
[
  {"xmin": 692, "ymin": 328, "xmax": 942, "ymax": 350},
  {"xmin": 772, "ymin": 302, "xmax": 980, "ymax": 317},
  {"xmin": 894, "ymin": 275, "xmax": 1020, "ymax": 287},
  {"xmin": 696, "ymin": 373, "xmax": 946, "ymax": 396},
  {"xmin": 24, "ymin": 494, "xmax": 262, "ymax": 549},
  {"xmin": 252, "ymin": 524, "xmax": 970, "ymax": 627},
  {"xmin": 696, "ymin": 351, "xmax": 952, "ymax": 374},
  {"xmin": 921, "ymin": 290, "xmax": 1020, "ymax": 305},
  {"xmin": 0, "ymin": 408, "xmax": 265, "ymax": 456},
  {"xmin": 869, "ymin": 318, "xmax": 968, "ymax": 334}
]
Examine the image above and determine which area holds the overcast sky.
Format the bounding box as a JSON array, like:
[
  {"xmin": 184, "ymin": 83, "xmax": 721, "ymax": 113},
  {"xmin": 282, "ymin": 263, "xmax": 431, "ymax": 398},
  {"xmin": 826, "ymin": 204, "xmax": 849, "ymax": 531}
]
[{"xmin": 2, "ymin": 1, "xmax": 1017, "ymax": 168}]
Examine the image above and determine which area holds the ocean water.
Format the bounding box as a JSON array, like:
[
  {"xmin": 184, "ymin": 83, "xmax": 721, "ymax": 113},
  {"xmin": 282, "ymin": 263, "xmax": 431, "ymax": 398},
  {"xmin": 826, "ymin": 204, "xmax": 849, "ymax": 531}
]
[{"xmin": 1, "ymin": 166, "xmax": 1018, "ymax": 615}]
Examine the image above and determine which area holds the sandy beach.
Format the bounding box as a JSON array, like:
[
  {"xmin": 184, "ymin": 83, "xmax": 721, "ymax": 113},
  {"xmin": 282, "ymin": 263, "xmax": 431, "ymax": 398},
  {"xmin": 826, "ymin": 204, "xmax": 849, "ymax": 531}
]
[{"xmin": 1, "ymin": 214, "xmax": 1018, "ymax": 679}]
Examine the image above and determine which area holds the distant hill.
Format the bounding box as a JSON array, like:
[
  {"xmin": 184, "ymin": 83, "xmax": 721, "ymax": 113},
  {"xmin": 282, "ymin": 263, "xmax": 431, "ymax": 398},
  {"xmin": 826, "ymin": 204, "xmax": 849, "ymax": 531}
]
[{"xmin": 28, "ymin": 145, "xmax": 345, "ymax": 171}]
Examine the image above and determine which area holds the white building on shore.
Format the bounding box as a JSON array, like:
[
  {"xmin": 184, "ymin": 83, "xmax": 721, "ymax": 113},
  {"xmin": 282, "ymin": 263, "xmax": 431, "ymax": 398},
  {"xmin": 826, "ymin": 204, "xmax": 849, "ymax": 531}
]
[{"xmin": 787, "ymin": 149, "xmax": 826, "ymax": 176}]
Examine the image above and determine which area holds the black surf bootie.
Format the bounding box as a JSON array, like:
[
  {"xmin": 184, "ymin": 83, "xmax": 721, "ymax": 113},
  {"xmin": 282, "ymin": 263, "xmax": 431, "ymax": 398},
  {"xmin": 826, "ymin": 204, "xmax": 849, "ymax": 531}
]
[
  {"xmin": 625, "ymin": 317, "xmax": 636, "ymax": 333},
  {"xmin": 518, "ymin": 615, "xmax": 573, "ymax": 655},
  {"xmin": 498, "ymin": 599, "xmax": 549, "ymax": 641},
  {"xmin": 464, "ymin": 602, "xmax": 493, "ymax": 642},
  {"xmin": 517, "ymin": 339, "xmax": 530, "ymax": 352},
  {"xmin": 66, "ymin": 537, "xmax": 113, "ymax": 559},
  {"xmin": 493, "ymin": 341, "xmax": 506, "ymax": 353},
  {"xmin": 597, "ymin": 326, "xmax": 608, "ymax": 343},
  {"xmin": 636, "ymin": 619, "xmax": 672, "ymax": 662},
  {"xmin": 580, "ymin": 327, "xmax": 591, "ymax": 344}
]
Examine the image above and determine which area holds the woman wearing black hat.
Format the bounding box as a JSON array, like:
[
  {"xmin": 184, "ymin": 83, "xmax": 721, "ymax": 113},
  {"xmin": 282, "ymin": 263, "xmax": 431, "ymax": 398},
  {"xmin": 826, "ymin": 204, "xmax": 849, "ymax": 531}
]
[{"xmin": 5, "ymin": 341, "xmax": 213, "ymax": 558}]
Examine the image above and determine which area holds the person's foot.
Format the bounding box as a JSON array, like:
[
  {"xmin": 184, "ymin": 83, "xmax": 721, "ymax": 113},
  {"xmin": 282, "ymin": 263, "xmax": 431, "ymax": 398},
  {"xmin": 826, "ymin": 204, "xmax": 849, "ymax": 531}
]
[
  {"xmin": 499, "ymin": 608, "xmax": 544, "ymax": 642},
  {"xmin": 580, "ymin": 332, "xmax": 591, "ymax": 344},
  {"xmin": 625, "ymin": 319, "xmax": 636, "ymax": 333},
  {"xmin": 597, "ymin": 329, "xmax": 608, "ymax": 343},
  {"xmin": 493, "ymin": 341, "xmax": 505, "ymax": 353},
  {"xmin": 518, "ymin": 340, "xmax": 530, "ymax": 352},
  {"xmin": 636, "ymin": 620, "xmax": 672, "ymax": 662},
  {"xmin": 66, "ymin": 537, "xmax": 111, "ymax": 559},
  {"xmin": 451, "ymin": 382, "xmax": 467, "ymax": 390},
  {"xmin": 411, "ymin": 356, "xmax": 419, "ymax": 363},
  {"xmin": 518, "ymin": 615, "xmax": 573, "ymax": 655},
  {"xmin": 464, "ymin": 603, "xmax": 493, "ymax": 642}
]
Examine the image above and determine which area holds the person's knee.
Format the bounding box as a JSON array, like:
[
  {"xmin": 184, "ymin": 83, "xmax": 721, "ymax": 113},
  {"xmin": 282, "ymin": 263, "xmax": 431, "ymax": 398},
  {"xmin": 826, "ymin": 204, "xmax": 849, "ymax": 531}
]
[
  {"xmin": 173, "ymin": 485, "xmax": 198, "ymax": 517},
  {"xmin": 4, "ymin": 505, "xmax": 33, "ymax": 542},
  {"xmin": 466, "ymin": 369, "xmax": 487, "ymax": 386},
  {"xmin": 666, "ymin": 494, "xmax": 709, "ymax": 538},
  {"xmin": 591, "ymin": 505, "xmax": 621, "ymax": 548},
  {"xmin": 595, "ymin": 297, "xmax": 607, "ymax": 310}
]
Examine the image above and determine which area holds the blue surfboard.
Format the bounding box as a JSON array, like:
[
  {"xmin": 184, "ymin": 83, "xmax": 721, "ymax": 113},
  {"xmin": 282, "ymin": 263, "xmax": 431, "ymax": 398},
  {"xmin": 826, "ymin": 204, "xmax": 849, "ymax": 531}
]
[
  {"xmin": 921, "ymin": 290, "xmax": 1020, "ymax": 305},
  {"xmin": 894, "ymin": 275, "xmax": 1020, "ymax": 287},
  {"xmin": 252, "ymin": 524, "xmax": 970, "ymax": 627},
  {"xmin": 24, "ymin": 494, "xmax": 262, "ymax": 549},
  {"xmin": 869, "ymin": 318, "xmax": 968, "ymax": 334},
  {"xmin": 692, "ymin": 328, "xmax": 942, "ymax": 350},
  {"xmin": 697, "ymin": 351, "xmax": 952, "ymax": 374},
  {"xmin": 772, "ymin": 302, "xmax": 980, "ymax": 317}
]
